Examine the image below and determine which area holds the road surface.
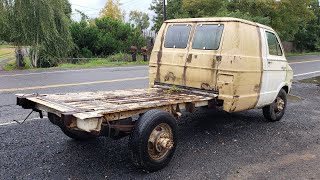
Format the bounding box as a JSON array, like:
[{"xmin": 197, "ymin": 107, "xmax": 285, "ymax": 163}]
[{"xmin": 0, "ymin": 56, "xmax": 319, "ymax": 179}]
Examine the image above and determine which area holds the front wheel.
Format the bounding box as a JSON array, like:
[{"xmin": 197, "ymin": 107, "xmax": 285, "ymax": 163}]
[
  {"xmin": 262, "ymin": 89, "xmax": 287, "ymax": 122},
  {"xmin": 129, "ymin": 110, "xmax": 178, "ymax": 172}
]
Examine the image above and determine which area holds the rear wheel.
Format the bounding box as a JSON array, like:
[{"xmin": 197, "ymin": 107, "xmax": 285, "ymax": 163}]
[
  {"xmin": 129, "ymin": 110, "xmax": 178, "ymax": 172},
  {"xmin": 263, "ymin": 89, "xmax": 287, "ymax": 122},
  {"xmin": 48, "ymin": 113, "xmax": 97, "ymax": 141}
]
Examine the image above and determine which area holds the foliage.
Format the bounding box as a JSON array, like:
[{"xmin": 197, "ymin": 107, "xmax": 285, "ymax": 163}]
[
  {"xmin": 227, "ymin": 0, "xmax": 316, "ymax": 41},
  {"xmin": 0, "ymin": 0, "xmax": 73, "ymax": 68},
  {"xmin": 150, "ymin": 0, "xmax": 320, "ymax": 52},
  {"xmin": 129, "ymin": 10, "xmax": 150, "ymax": 30},
  {"xmin": 100, "ymin": 0, "xmax": 124, "ymax": 20},
  {"xmin": 150, "ymin": 0, "xmax": 188, "ymax": 31},
  {"xmin": 3, "ymin": 53, "xmax": 147, "ymax": 71},
  {"xmin": 182, "ymin": 0, "xmax": 228, "ymax": 17},
  {"xmin": 70, "ymin": 17, "xmax": 145, "ymax": 58},
  {"xmin": 293, "ymin": 0, "xmax": 320, "ymax": 52}
]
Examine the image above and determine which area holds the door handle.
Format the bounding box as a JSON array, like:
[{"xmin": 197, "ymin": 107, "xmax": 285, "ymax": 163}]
[{"xmin": 268, "ymin": 61, "xmax": 272, "ymax": 64}]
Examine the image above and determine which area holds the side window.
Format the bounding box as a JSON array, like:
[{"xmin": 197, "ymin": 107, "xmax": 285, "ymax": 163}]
[
  {"xmin": 192, "ymin": 24, "xmax": 224, "ymax": 50},
  {"xmin": 266, "ymin": 31, "xmax": 283, "ymax": 56},
  {"xmin": 164, "ymin": 25, "xmax": 192, "ymax": 49}
]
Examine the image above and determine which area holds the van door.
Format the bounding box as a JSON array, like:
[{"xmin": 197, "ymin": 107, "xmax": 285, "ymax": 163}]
[
  {"xmin": 185, "ymin": 23, "xmax": 224, "ymax": 91},
  {"xmin": 154, "ymin": 23, "xmax": 194, "ymax": 86},
  {"xmin": 257, "ymin": 29, "xmax": 287, "ymax": 107}
]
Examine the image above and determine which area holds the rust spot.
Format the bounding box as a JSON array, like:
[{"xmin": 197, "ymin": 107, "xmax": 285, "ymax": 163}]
[
  {"xmin": 187, "ymin": 54, "xmax": 192, "ymax": 63},
  {"xmin": 216, "ymin": 55, "xmax": 222, "ymax": 62},
  {"xmin": 155, "ymin": 24, "xmax": 167, "ymax": 82},
  {"xmin": 164, "ymin": 72, "xmax": 176, "ymax": 82},
  {"xmin": 254, "ymin": 84, "xmax": 260, "ymax": 92},
  {"xmin": 201, "ymin": 83, "xmax": 211, "ymax": 90}
]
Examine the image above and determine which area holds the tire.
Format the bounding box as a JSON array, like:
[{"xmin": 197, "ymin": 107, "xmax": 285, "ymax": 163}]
[
  {"xmin": 48, "ymin": 113, "xmax": 97, "ymax": 141},
  {"xmin": 263, "ymin": 89, "xmax": 287, "ymax": 122},
  {"xmin": 129, "ymin": 110, "xmax": 178, "ymax": 172}
]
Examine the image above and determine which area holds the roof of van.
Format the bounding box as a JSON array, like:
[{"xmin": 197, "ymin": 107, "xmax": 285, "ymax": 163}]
[{"xmin": 165, "ymin": 17, "xmax": 273, "ymax": 31}]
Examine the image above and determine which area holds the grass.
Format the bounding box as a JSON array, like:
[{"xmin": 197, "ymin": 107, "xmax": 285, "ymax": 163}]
[
  {"xmin": 0, "ymin": 48, "xmax": 15, "ymax": 62},
  {"xmin": 3, "ymin": 57, "xmax": 33, "ymax": 71},
  {"xmin": 3, "ymin": 53, "xmax": 148, "ymax": 71},
  {"xmin": 57, "ymin": 59, "xmax": 148, "ymax": 69},
  {"xmin": 0, "ymin": 48, "xmax": 14, "ymax": 56},
  {"xmin": 286, "ymin": 51, "xmax": 320, "ymax": 57},
  {"xmin": 0, "ymin": 44, "xmax": 15, "ymax": 48}
]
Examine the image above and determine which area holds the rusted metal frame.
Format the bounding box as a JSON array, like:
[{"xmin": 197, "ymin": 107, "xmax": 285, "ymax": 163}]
[
  {"xmin": 154, "ymin": 83, "xmax": 219, "ymax": 95},
  {"xmin": 102, "ymin": 100, "xmax": 212, "ymax": 122}
]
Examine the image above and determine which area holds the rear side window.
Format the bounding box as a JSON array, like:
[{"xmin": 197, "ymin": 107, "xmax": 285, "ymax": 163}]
[
  {"xmin": 266, "ymin": 31, "xmax": 283, "ymax": 56},
  {"xmin": 192, "ymin": 24, "xmax": 224, "ymax": 50},
  {"xmin": 164, "ymin": 25, "xmax": 192, "ymax": 49}
]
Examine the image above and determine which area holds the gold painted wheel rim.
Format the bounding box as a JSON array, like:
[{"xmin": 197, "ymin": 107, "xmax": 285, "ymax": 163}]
[
  {"xmin": 275, "ymin": 97, "xmax": 285, "ymax": 113},
  {"xmin": 148, "ymin": 123, "xmax": 174, "ymax": 161}
]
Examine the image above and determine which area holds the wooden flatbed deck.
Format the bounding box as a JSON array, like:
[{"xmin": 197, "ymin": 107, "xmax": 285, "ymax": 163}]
[{"xmin": 17, "ymin": 85, "xmax": 218, "ymax": 122}]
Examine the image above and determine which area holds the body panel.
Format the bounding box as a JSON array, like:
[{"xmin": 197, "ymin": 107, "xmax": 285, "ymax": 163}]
[
  {"xmin": 256, "ymin": 28, "xmax": 293, "ymax": 107},
  {"xmin": 150, "ymin": 17, "xmax": 293, "ymax": 113}
]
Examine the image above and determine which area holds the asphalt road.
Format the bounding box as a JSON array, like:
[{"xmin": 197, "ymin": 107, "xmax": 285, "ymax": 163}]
[{"xmin": 0, "ymin": 56, "xmax": 319, "ymax": 179}]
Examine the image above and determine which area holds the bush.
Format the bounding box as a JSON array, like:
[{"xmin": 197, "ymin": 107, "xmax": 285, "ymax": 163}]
[{"xmin": 70, "ymin": 17, "xmax": 146, "ymax": 58}]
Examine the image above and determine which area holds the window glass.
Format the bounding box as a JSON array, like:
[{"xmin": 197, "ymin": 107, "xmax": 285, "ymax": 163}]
[
  {"xmin": 266, "ymin": 32, "xmax": 283, "ymax": 56},
  {"xmin": 192, "ymin": 24, "xmax": 224, "ymax": 50},
  {"xmin": 164, "ymin": 25, "xmax": 191, "ymax": 49}
]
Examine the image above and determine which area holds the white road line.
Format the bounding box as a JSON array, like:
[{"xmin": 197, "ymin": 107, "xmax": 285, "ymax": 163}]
[
  {"xmin": 0, "ymin": 66, "xmax": 148, "ymax": 78},
  {"xmin": 294, "ymin": 71, "xmax": 320, "ymax": 77},
  {"xmin": 0, "ymin": 117, "xmax": 47, "ymax": 127}
]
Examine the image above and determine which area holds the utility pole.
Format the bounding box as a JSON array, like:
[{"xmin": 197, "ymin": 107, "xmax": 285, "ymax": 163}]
[{"xmin": 163, "ymin": 0, "xmax": 167, "ymax": 21}]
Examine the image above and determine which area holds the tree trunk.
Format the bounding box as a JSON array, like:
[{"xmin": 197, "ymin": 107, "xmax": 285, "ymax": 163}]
[
  {"xmin": 15, "ymin": 47, "xmax": 25, "ymax": 69},
  {"xmin": 30, "ymin": 48, "xmax": 39, "ymax": 68}
]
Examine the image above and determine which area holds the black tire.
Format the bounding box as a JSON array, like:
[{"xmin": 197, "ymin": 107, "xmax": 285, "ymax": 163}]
[
  {"xmin": 48, "ymin": 113, "xmax": 97, "ymax": 141},
  {"xmin": 129, "ymin": 110, "xmax": 178, "ymax": 172},
  {"xmin": 263, "ymin": 89, "xmax": 287, "ymax": 122}
]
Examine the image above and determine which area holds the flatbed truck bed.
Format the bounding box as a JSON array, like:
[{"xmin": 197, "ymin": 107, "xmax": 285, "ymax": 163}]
[{"xmin": 17, "ymin": 85, "xmax": 218, "ymax": 133}]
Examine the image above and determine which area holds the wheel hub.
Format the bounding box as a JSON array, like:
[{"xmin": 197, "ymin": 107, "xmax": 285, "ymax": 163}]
[
  {"xmin": 148, "ymin": 123, "xmax": 174, "ymax": 160},
  {"xmin": 275, "ymin": 97, "xmax": 285, "ymax": 112}
]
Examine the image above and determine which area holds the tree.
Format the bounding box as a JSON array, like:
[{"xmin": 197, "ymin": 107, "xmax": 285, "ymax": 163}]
[
  {"xmin": 100, "ymin": 0, "xmax": 123, "ymax": 20},
  {"xmin": 0, "ymin": 0, "xmax": 73, "ymax": 68},
  {"xmin": 150, "ymin": 0, "xmax": 188, "ymax": 31},
  {"xmin": 227, "ymin": 0, "xmax": 315, "ymax": 41},
  {"xmin": 294, "ymin": 0, "xmax": 320, "ymax": 52},
  {"xmin": 129, "ymin": 10, "xmax": 150, "ymax": 30},
  {"xmin": 70, "ymin": 17, "xmax": 145, "ymax": 58},
  {"xmin": 182, "ymin": 0, "xmax": 228, "ymax": 17}
]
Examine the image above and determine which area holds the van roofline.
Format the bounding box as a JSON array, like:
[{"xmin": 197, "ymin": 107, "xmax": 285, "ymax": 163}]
[{"xmin": 165, "ymin": 17, "xmax": 273, "ymax": 31}]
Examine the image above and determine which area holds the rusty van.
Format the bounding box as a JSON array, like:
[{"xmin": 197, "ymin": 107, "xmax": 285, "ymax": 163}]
[{"xmin": 16, "ymin": 18, "xmax": 293, "ymax": 172}]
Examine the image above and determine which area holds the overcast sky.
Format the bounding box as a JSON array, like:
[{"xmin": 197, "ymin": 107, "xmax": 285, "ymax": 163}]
[{"xmin": 70, "ymin": 0, "xmax": 154, "ymax": 22}]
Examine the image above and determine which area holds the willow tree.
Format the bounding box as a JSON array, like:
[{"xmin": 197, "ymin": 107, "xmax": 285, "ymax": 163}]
[{"xmin": 0, "ymin": 0, "xmax": 73, "ymax": 68}]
